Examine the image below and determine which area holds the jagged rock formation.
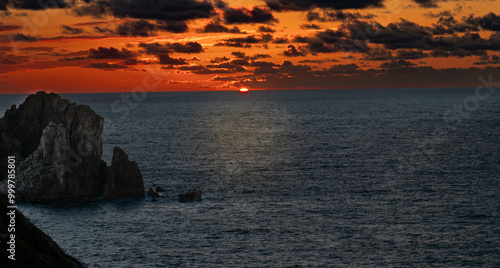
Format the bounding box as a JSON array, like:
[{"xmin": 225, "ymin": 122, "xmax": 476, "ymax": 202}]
[
  {"xmin": 0, "ymin": 194, "xmax": 86, "ymax": 268},
  {"xmin": 0, "ymin": 91, "xmax": 144, "ymax": 201},
  {"xmin": 103, "ymin": 147, "xmax": 145, "ymax": 199},
  {"xmin": 178, "ymin": 188, "xmax": 202, "ymax": 202}
]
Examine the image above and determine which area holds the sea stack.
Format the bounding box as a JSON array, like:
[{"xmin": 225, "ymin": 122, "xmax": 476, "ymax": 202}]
[{"xmin": 0, "ymin": 91, "xmax": 144, "ymax": 201}]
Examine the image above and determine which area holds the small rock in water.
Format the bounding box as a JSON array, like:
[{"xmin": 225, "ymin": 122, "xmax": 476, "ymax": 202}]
[
  {"xmin": 178, "ymin": 188, "xmax": 202, "ymax": 202},
  {"xmin": 156, "ymin": 186, "xmax": 167, "ymax": 192},
  {"xmin": 146, "ymin": 187, "xmax": 160, "ymax": 198}
]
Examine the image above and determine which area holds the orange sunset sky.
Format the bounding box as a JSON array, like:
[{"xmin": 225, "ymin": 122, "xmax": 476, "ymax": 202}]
[{"xmin": 0, "ymin": 0, "xmax": 499, "ymax": 93}]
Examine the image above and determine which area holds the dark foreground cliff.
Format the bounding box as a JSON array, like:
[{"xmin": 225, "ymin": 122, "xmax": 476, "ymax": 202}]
[
  {"xmin": 0, "ymin": 91, "xmax": 144, "ymax": 201},
  {"xmin": 0, "ymin": 194, "xmax": 86, "ymax": 268}
]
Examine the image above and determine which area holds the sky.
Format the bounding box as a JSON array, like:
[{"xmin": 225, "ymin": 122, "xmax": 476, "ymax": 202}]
[{"xmin": 0, "ymin": 0, "xmax": 499, "ymax": 93}]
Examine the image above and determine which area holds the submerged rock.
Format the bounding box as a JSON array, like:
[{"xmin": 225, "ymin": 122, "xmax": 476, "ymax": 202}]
[
  {"xmin": 0, "ymin": 91, "xmax": 144, "ymax": 201},
  {"xmin": 178, "ymin": 188, "xmax": 202, "ymax": 202}
]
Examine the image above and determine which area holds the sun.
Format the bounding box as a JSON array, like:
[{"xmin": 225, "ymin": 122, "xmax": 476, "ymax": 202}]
[{"xmin": 239, "ymin": 87, "xmax": 249, "ymax": 93}]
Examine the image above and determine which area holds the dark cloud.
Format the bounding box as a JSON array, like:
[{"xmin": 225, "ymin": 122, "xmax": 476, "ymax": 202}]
[
  {"xmin": 211, "ymin": 75, "xmax": 235, "ymax": 81},
  {"xmin": 59, "ymin": 56, "xmax": 86, "ymax": 61},
  {"xmin": 230, "ymin": 59, "xmax": 250, "ymax": 66},
  {"xmin": 258, "ymin": 26, "xmax": 276, "ymax": 33},
  {"xmin": 306, "ymin": 10, "xmax": 375, "ymax": 22},
  {"xmin": 432, "ymin": 16, "xmax": 479, "ymax": 35},
  {"xmin": 74, "ymin": 0, "xmax": 215, "ymax": 22},
  {"xmin": 223, "ymin": 6, "xmax": 277, "ymax": 24},
  {"xmin": 198, "ymin": 20, "xmax": 242, "ymax": 33},
  {"xmin": 88, "ymin": 47, "xmax": 137, "ymax": 59},
  {"xmin": 283, "ymin": 44, "xmax": 305, "ymax": 57},
  {"xmin": 161, "ymin": 21, "xmax": 189, "ymax": 33},
  {"xmin": 476, "ymin": 12, "xmax": 500, "ymax": 31},
  {"xmin": 114, "ymin": 20, "xmax": 188, "ymax": 36},
  {"xmin": 424, "ymin": 10, "xmax": 454, "ymax": 18},
  {"xmin": 93, "ymin": 26, "xmax": 114, "ymax": 35},
  {"xmin": 0, "ymin": 24, "xmax": 22, "ymax": 32},
  {"xmin": 206, "ymin": 62, "xmax": 246, "ymax": 72},
  {"xmin": 301, "ymin": 24, "xmax": 321, "ymax": 30},
  {"xmin": 115, "ymin": 20, "xmax": 157, "ymax": 36},
  {"xmin": 85, "ymin": 62, "xmax": 129, "ymax": 70},
  {"xmin": 379, "ymin": 59, "xmax": 416, "ymax": 69},
  {"xmin": 413, "ymin": 0, "xmax": 439, "ymax": 8},
  {"xmin": 250, "ymin": 54, "xmax": 271, "ymax": 60},
  {"xmin": 139, "ymin": 42, "xmax": 203, "ymax": 54},
  {"xmin": 157, "ymin": 54, "xmax": 187, "ymax": 65},
  {"xmin": 254, "ymin": 60, "xmax": 311, "ymax": 75},
  {"xmin": 250, "ymin": 60, "xmax": 277, "ymax": 67},
  {"xmin": 5, "ymin": 0, "xmax": 68, "ymax": 10},
  {"xmin": 7, "ymin": 33, "xmax": 38, "ymax": 42},
  {"xmin": 0, "ymin": 57, "xmax": 16, "ymax": 64},
  {"xmin": 139, "ymin": 42, "xmax": 171, "ymax": 55},
  {"xmin": 298, "ymin": 58, "xmax": 339, "ymax": 64},
  {"xmin": 231, "ymin": 51, "xmax": 246, "ymax": 58},
  {"xmin": 273, "ymin": 37, "xmax": 288, "ymax": 43},
  {"xmin": 265, "ymin": 0, "xmax": 383, "ymax": 11},
  {"xmin": 61, "ymin": 25, "xmax": 84, "ymax": 35},
  {"xmin": 167, "ymin": 42, "xmax": 203, "ymax": 53},
  {"xmin": 210, "ymin": 56, "xmax": 230, "ymax": 63},
  {"xmin": 216, "ymin": 34, "xmax": 273, "ymax": 48},
  {"xmin": 396, "ymin": 49, "xmax": 428, "ymax": 59},
  {"xmin": 473, "ymin": 54, "xmax": 500, "ymax": 65}
]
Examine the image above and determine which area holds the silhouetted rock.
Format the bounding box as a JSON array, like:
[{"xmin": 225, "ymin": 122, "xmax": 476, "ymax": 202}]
[
  {"xmin": 146, "ymin": 187, "xmax": 160, "ymax": 198},
  {"xmin": 0, "ymin": 194, "xmax": 86, "ymax": 268},
  {"xmin": 0, "ymin": 91, "xmax": 144, "ymax": 201},
  {"xmin": 156, "ymin": 186, "xmax": 166, "ymax": 192},
  {"xmin": 178, "ymin": 188, "xmax": 202, "ymax": 202},
  {"xmin": 103, "ymin": 147, "xmax": 145, "ymax": 199}
]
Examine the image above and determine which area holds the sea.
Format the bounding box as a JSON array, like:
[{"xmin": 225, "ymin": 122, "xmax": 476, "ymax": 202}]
[{"xmin": 1, "ymin": 88, "xmax": 499, "ymax": 267}]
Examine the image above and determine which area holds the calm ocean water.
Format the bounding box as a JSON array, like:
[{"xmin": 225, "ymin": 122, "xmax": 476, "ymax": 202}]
[{"xmin": 2, "ymin": 88, "xmax": 500, "ymax": 267}]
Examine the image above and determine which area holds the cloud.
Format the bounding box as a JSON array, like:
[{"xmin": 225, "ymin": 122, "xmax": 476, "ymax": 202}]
[
  {"xmin": 265, "ymin": 0, "xmax": 383, "ymax": 11},
  {"xmin": 223, "ymin": 6, "xmax": 277, "ymax": 24},
  {"xmin": 115, "ymin": 20, "xmax": 157, "ymax": 36},
  {"xmin": 114, "ymin": 20, "xmax": 188, "ymax": 36},
  {"xmin": 258, "ymin": 26, "xmax": 276, "ymax": 33},
  {"xmin": 88, "ymin": 47, "xmax": 137, "ymax": 59},
  {"xmin": 473, "ymin": 54, "xmax": 500, "ymax": 65},
  {"xmin": 254, "ymin": 60, "xmax": 310, "ymax": 75},
  {"xmin": 306, "ymin": 10, "xmax": 375, "ymax": 22},
  {"xmin": 476, "ymin": 12, "xmax": 500, "ymax": 31},
  {"xmin": 301, "ymin": 24, "xmax": 321, "ymax": 30},
  {"xmin": 379, "ymin": 59, "xmax": 416, "ymax": 69},
  {"xmin": 4, "ymin": 0, "xmax": 68, "ymax": 10},
  {"xmin": 0, "ymin": 24, "xmax": 22, "ymax": 32},
  {"xmin": 85, "ymin": 62, "xmax": 129, "ymax": 70},
  {"xmin": 157, "ymin": 54, "xmax": 187, "ymax": 65},
  {"xmin": 216, "ymin": 34, "xmax": 273, "ymax": 47},
  {"xmin": 283, "ymin": 44, "xmax": 305, "ymax": 57},
  {"xmin": 59, "ymin": 56, "xmax": 86, "ymax": 61},
  {"xmin": 6, "ymin": 33, "xmax": 38, "ymax": 42},
  {"xmin": 198, "ymin": 20, "xmax": 243, "ymax": 33},
  {"xmin": 0, "ymin": 57, "xmax": 17, "ymax": 64},
  {"xmin": 413, "ymin": 0, "xmax": 438, "ymax": 8},
  {"xmin": 298, "ymin": 58, "xmax": 339, "ymax": 64},
  {"xmin": 73, "ymin": 0, "xmax": 215, "ymax": 22},
  {"xmin": 167, "ymin": 42, "xmax": 203, "ymax": 53},
  {"xmin": 139, "ymin": 42, "xmax": 203, "ymax": 54},
  {"xmin": 61, "ymin": 25, "xmax": 84, "ymax": 35}
]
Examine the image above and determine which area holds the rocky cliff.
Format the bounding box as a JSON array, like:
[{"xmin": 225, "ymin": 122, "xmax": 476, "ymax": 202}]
[
  {"xmin": 0, "ymin": 91, "xmax": 144, "ymax": 201},
  {"xmin": 0, "ymin": 194, "xmax": 86, "ymax": 268}
]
